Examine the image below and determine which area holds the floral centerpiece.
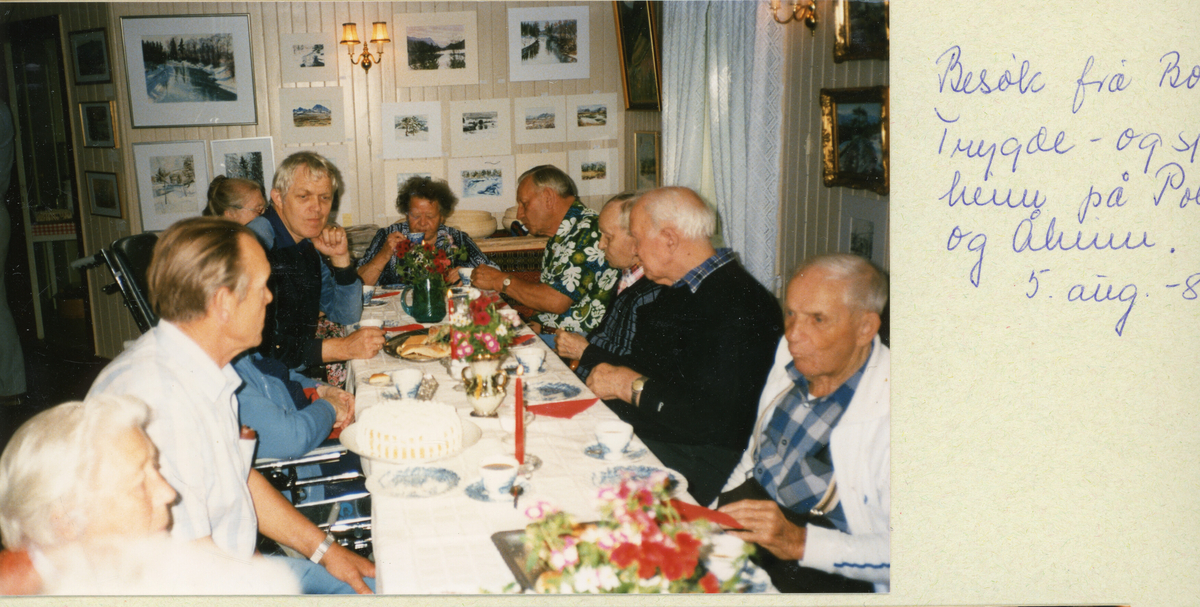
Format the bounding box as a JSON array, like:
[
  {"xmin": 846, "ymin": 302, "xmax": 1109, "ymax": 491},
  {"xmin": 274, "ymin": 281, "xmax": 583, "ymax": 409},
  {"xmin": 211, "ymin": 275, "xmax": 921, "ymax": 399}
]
[
  {"xmin": 445, "ymin": 291, "xmax": 516, "ymax": 361},
  {"xmin": 519, "ymin": 474, "xmax": 755, "ymax": 593},
  {"xmin": 392, "ymin": 237, "xmax": 467, "ymax": 284}
]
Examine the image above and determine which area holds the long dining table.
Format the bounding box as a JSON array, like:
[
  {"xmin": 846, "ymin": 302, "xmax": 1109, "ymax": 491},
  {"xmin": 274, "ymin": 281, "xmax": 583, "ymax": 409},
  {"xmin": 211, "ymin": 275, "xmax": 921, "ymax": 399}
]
[{"xmin": 346, "ymin": 288, "xmax": 696, "ymax": 594}]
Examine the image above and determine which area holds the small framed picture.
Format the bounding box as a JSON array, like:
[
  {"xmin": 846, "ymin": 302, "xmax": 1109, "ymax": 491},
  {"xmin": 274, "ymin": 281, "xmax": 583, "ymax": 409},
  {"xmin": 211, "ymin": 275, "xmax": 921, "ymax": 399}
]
[
  {"xmin": 613, "ymin": 1, "xmax": 661, "ymax": 111},
  {"xmin": 133, "ymin": 140, "xmax": 210, "ymax": 231},
  {"xmin": 79, "ymin": 101, "xmax": 118, "ymax": 148},
  {"xmin": 69, "ymin": 28, "xmax": 113, "ymax": 84},
  {"xmin": 85, "ymin": 171, "xmax": 123, "ymax": 219},
  {"xmin": 634, "ymin": 131, "xmax": 659, "ymax": 190},
  {"xmin": 834, "ymin": 0, "xmax": 889, "ymax": 63},
  {"xmin": 507, "ymin": 5, "xmax": 590, "ymax": 82},
  {"xmin": 279, "ymin": 31, "xmax": 338, "ymax": 83},
  {"xmin": 820, "ymin": 86, "xmax": 889, "ymax": 195},
  {"xmin": 210, "ymin": 136, "xmax": 275, "ymax": 188}
]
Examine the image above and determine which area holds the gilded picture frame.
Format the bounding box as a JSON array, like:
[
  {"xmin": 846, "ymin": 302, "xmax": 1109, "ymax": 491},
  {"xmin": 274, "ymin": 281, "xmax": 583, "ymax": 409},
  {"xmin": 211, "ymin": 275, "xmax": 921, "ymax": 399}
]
[
  {"xmin": 613, "ymin": 1, "xmax": 661, "ymax": 111},
  {"xmin": 79, "ymin": 101, "xmax": 118, "ymax": 148},
  {"xmin": 820, "ymin": 86, "xmax": 889, "ymax": 195},
  {"xmin": 85, "ymin": 171, "xmax": 123, "ymax": 219},
  {"xmin": 833, "ymin": 0, "xmax": 889, "ymax": 63}
]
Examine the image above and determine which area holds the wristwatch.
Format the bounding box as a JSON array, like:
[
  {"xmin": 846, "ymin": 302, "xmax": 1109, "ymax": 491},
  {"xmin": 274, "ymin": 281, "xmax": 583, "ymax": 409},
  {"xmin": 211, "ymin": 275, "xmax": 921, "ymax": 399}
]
[
  {"xmin": 501, "ymin": 276, "xmax": 512, "ymax": 294},
  {"xmin": 630, "ymin": 376, "xmax": 649, "ymax": 407},
  {"xmin": 310, "ymin": 532, "xmax": 336, "ymax": 564}
]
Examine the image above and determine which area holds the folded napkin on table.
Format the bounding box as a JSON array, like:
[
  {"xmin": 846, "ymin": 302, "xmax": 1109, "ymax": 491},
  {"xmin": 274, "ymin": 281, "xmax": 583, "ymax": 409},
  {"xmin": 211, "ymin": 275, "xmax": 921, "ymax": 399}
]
[
  {"xmin": 526, "ymin": 398, "xmax": 597, "ymax": 419},
  {"xmin": 669, "ymin": 499, "xmax": 743, "ymax": 528},
  {"xmin": 512, "ymin": 334, "xmax": 537, "ymax": 346},
  {"xmin": 373, "ymin": 290, "xmax": 401, "ymax": 299},
  {"xmin": 384, "ymin": 324, "xmax": 425, "ymax": 333}
]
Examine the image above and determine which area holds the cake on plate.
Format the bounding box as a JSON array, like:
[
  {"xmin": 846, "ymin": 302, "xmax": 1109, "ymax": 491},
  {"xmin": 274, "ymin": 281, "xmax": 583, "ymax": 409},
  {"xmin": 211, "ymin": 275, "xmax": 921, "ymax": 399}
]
[{"xmin": 355, "ymin": 401, "xmax": 463, "ymax": 461}]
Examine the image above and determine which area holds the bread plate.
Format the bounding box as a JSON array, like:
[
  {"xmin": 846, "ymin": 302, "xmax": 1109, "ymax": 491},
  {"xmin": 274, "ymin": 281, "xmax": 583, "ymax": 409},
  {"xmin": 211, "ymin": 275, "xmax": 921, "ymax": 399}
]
[{"xmin": 383, "ymin": 327, "xmax": 450, "ymax": 361}]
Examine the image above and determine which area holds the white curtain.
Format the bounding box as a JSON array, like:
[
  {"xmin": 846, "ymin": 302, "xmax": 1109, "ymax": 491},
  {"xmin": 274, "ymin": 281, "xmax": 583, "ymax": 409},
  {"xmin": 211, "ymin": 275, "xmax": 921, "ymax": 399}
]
[{"xmin": 661, "ymin": 1, "xmax": 783, "ymax": 289}]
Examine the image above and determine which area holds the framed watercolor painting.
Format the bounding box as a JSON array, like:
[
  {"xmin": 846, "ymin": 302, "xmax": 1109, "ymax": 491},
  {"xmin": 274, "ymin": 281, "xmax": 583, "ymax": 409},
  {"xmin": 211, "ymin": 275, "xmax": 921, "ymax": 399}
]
[
  {"xmin": 132, "ymin": 140, "xmax": 210, "ymax": 231},
  {"xmin": 210, "ymin": 137, "xmax": 274, "ymax": 188},
  {"xmin": 507, "ymin": 5, "xmax": 590, "ymax": 82},
  {"xmin": 85, "ymin": 171, "xmax": 122, "ymax": 219},
  {"xmin": 395, "ymin": 11, "xmax": 479, "ymax": 87},
  {"xmin": 79, "ymin": 101, "xmax": 118, "ymax": 148},
  {"xmin": 449, "ymin": 98, "xmax": 512, "ymax": 158},
  {"xmin": 566, "ymin": 93, "xmax": 620, "ymax": 142},
  {"xmin": 820, "ymin": 86, "xmax": 889, "ymax": 195},
  {"xmin": 382, "ymin": 101, "xmax": 444, "ymax": 160},
  {"xmin": 120, "ymin": 15, "xmax": 257, "ymax": 127},
  {"xmin": 834, "ymin": 0, "xmax": 888, "ymax": 62},
  {"xmin": 280, "ymin": 31, "xmax": 338, "ymax": 83},
  {"xmin": 634, "ymin": 131, "xmax": 659, "ymax": 190},
  {"xmin": 279, "ymin": 87, "xmax": 346, "ymax": 145},
  {"xmin": 512, "ymin": 96, "xmax": 568, "ymax": 145},
  {"xmin": 69, "ymin": 28, "xmax": 112, "ymax": 84},
  {"xmin": 613, "ymin": 1, "xmax": 661, "ymax": 110}
]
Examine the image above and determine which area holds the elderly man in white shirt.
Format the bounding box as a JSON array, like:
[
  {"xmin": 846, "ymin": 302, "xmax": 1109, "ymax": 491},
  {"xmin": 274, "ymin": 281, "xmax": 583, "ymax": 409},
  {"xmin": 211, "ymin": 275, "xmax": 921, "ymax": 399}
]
[
  {"xmin": 717, "ymin": 254, "xmax": 890, "ymax": 593},
  {"xmin": 88, "ymin": 217, "xmax": 375, "ymax": 594}
]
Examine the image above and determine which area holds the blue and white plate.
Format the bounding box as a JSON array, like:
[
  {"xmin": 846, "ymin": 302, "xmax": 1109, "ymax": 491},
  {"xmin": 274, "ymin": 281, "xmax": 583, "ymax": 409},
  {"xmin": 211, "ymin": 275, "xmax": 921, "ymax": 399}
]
[
  {"xmin": 464, "ymin": 477, "xmax": 530, "ymax": 503},
  {"xmin": 366, "ymin": 466, "xmax": 459, "ymax": 498},
  {"xmin": 364, "ymin": 300, "xmax": 389, "ymax": 308},
  {"xmin": 591, "ymin": 465, "xmax": 687, "ymax": 496},
  {"xmin": 528, "ymin": 381, "xmax": 582, "ymax": 403},
  {"xmin": 584, "ymin": 442, "xmax": 647, "ymax": 462}
]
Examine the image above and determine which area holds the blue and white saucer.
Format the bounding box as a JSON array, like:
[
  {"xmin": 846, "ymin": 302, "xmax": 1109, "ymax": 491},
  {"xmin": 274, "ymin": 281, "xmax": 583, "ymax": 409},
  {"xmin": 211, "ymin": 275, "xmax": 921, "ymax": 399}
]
[
  {"xmin": 528, "ymin": 381, "xmax": 582, "ymax": 403},
  {"xmin": 464, "ymin": 477, "xmax": 530, "ymax": 502},
  {"xmin": 584, "ymin": 442, "xmax": 648, "ymax": 462},
  {"xmin": 366, "ymin": 466, "xmax": 459, "ymax": 498},
  {"xmin": 591, "ymin": 465, "xmax": 687, "ymax": 496}
]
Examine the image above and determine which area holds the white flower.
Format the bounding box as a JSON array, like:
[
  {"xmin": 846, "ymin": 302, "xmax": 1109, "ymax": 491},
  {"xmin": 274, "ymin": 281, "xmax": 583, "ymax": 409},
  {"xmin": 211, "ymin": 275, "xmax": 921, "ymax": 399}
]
[
  {"xmin": 557, "ymin": 216, "xmax": 577, "ymax": 237},
  {"xmin": 598, "ymin": 268, "xmax": 618, "ymax": 290},
  {"xmin": 597, "ymin": 566, "xmax": 621, "ymax": 591},
  {"xmin": 584, "ymin": 242, "xmax": 605, "ymax": 264},
  {"xmin": 561, "ymin": 266, "xmax": 582, "ymax": 292},
  {"xmin": 497, "ymin": 323, "xmax": 508, "ymax": 337},
  {"xmin": 571, "ymin": 566, "xmax": 601, "ymax": 593}
]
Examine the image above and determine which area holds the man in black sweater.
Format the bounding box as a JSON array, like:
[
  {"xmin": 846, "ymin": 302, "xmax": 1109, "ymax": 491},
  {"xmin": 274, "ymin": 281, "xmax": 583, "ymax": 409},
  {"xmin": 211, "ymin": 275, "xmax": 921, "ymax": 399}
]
[{"xmin": 586, "ymin": 187, "xmax": 783, "ymax": 505}]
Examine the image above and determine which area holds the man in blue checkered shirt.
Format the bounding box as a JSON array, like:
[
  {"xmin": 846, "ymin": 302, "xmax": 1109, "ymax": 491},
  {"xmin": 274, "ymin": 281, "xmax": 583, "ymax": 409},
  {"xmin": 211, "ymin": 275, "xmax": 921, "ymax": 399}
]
[{"xmin": 718, "ymin": 254, "xmax": 890, "ymax": 593}]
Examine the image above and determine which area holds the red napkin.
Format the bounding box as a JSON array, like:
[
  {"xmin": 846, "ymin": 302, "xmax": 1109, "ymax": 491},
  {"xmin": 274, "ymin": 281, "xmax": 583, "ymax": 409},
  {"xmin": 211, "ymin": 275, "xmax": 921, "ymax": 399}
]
[
  {"xmin": 384, "ymin": 324, "xmax": 425, "ymax": 333},
  {"xmin": 526, "ymin": 398, "xmax": 597, "ymax": 419},
  {"xmin": 512, "ymin": 334, "xmax": 537, "ymax": 346},
  {"xmin": 669, "ymin": 499, "xmax": 743, "ymax": 529},
  {"xmin": 373, "ymin": 290, "xmax": 401, "ymax": 299}
]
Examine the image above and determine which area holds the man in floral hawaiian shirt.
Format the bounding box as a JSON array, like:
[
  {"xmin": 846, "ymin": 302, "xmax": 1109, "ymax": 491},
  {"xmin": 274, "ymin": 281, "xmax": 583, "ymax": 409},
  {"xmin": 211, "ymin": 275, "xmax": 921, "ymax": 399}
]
[{"xmin": 472, "ymin": 165, "xmax": 619, "ymax": 335}]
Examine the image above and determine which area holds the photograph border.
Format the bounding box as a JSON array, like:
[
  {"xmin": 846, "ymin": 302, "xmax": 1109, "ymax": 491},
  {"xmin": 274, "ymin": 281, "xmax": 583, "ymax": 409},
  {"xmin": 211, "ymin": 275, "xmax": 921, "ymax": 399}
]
[
  {"xmin": 613, "ymin": 1, "xmax": 661, "ymax": 111},
  {"xmin": 85, "ymin": 171, "xmax": 122, "ymax": 219},
  {"xmin": 382, "ymin": 101, "xmax": 445, "ymax": 160},
  {"xmin": 507, "ymin": 5, "xmax": 591, "ymax": 82},
  {"xmin": 634, "ymin": 131, "xmax": 660, "ymax": 190},
  {"xmin": 120, "ymin": 14, "xmax": 257, "ymax": 128},
  {"xmin": 78, "ymin": 101, "xmax": 118, "ymax": 148},
  {"xmin": 279, "ymin": 31, "xmax": 338, "ymax": 84},
  {"xmin": 68, "ymin": 28, "xmax": 112, "ymax": 85},
  {"xmin": 834, "ymin": 0, "xmax": 889, "ymax": 63},
  {"xmin": 820, "ymin": 85, "xmax": 889, "ymax": 195},
  {"xmin": 132, "ymin": 140, "xmax": 210, "ymax": 232},
  {"xmin": 279, "ymin": 87, "xmax": 346, "ymax": 145},
  {"xmin": 209, "ymin": 136, "xmax": 275, "ymax": 189},
  {"xmin": 395, "ymin": 11, "xmax": 479, "ymax": 88}
]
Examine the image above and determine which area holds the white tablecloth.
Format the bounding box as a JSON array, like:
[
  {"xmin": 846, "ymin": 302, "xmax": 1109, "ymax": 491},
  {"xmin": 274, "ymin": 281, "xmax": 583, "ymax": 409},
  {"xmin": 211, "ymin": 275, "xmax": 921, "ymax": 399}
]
[{"xmin": 349, "ymin": 294, "xmax": 686, "ymax": 594}]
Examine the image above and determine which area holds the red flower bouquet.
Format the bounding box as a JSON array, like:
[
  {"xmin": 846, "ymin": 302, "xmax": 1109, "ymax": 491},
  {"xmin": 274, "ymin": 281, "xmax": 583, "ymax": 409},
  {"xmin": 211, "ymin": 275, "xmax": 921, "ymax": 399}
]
[
  {"xmin": 447, "ymin": 291, "xmax": 516, "ymax": 360},
  {"xmin": 392, "ymin": 237, "xmax": 465, "ymax": 285}
]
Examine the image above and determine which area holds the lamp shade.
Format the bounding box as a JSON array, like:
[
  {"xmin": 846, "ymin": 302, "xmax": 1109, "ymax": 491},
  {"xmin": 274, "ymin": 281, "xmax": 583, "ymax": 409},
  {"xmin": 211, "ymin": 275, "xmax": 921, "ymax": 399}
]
[
  {"xmin": 340, "ymin": 23, "xmax": 361, "ymax": 45},
  {"xmin": 370, "ymin": 22, "xmax": 390, "ymax": 43}
]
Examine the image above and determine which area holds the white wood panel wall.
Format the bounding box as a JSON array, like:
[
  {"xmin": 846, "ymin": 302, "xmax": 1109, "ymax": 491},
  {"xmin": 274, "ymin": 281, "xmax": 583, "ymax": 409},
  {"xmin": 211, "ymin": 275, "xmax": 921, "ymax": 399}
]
[
  {"xmin": 13, "ymin": 1, "xmax": 632, "ymax": 358},
  {"xmin": 776, "ymin": 0, "xmax": 889, "ymax": 281}
]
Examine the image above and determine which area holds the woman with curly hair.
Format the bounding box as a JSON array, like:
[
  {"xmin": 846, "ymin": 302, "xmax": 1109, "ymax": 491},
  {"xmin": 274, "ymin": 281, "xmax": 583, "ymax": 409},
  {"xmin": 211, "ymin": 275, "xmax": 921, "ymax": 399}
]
[{"xmin": 356, "ymin": 176, "xmax": 496, "ymax": 286}]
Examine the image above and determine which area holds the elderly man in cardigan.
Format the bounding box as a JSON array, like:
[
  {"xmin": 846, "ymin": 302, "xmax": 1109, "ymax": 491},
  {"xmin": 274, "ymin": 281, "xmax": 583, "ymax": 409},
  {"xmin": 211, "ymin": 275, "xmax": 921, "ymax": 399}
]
[
  {"xmin": 585, "ymin": 187, "xmax": 782, "ymax": 505},
  {"xmin": 718, "ymin": 254, "xmax": 890, "ymax": 593}
]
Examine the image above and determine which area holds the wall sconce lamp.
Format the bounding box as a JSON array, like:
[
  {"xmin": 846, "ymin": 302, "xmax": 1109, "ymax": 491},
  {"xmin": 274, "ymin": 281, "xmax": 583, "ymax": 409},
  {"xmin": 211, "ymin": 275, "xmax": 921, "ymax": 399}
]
[
  {"xmin": 340, "ymin": 22, "xmax": 390, "ymax": 73},
  {"xmin": 769, "ymin": 0, "xmax": 818, "ymax": 33}
]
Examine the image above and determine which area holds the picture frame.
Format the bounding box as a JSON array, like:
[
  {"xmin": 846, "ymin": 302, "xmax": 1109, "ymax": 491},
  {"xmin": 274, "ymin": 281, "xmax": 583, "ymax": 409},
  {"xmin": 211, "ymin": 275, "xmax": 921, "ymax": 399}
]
[
  {"xmin": 834, "ymin": 0, "xmax": 889, "ymax": 63},
  {"xmin": 395, "ymin": 11, "xmax": 479, "ymax": 88},
  {"xmin": 85, "ymin": 171, "xmax": 122, "ymax": 219},
  {"xmin": 209, "ymin": 137, "xmax": 275, "ymax": 189},
  {"xmin": 613, "ymin": 1, "xmax": 661, "ymax": 111},
  {"xmin": 634, "ymin": 131, "xmax": 659, "ymax": 190},
  {"xmin": 840, "ymin": 198, "xmax": 887, "ymax": 268},
  {"xmin": 279, "ymin": 31, "xmax": 338, "ymax": 83},
  {"xmin": 79, "ymin": 101, "xmax": 118, "ymax": 148},
  {"xmin": 69, "ymin": 28, "xmax": 112, "ymax": 84},
  {"xmin": 568, "ymin": 147, "xmax": 621, "ymax": 197},
  {"xmin": 513, "ymin": 96, "xmax": 568, "ymax": 145},
  {"xmin": 120, "ymin": 15, "xmax": 257, "ymax": 128},
  {"xmin": 382, "ymin": 101, "xmax": 444, "ymax": 160},
  {"xmin": 449, "ymin": 98, "xmax": 513, "ymax": 158},
  {"xmin": 279, "ymin": 87, "xmax": 346, "ymax": 145},
  {"xmin": 132, "ymin": 140, "xmax": 210, "ymax": 231},
  {"xmin": 507, "ymin": 5, "xmax": 590, "ymax": 82},
  {"xmin": 820, "ymin": 86, "xmax": 889, "ymax": 195},
  {"xmin": 447, "ymin": 155, "xmax": 516, "ymax": 213},
  {"xmin": 566, "ymin": 93, "xmax": 620, "ymax": 142}
]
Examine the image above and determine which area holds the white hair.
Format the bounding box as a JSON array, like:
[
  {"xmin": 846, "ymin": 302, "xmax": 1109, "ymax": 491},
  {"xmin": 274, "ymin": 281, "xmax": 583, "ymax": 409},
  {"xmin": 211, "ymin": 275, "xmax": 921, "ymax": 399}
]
[
  {"xmin": 637, "ymin": 187, "xmax": 717, "ymax": 241},
  {"xmin": 0, "ymin": 395, "xmax": 151, "ymax": 550},
  {"xmin": 792, "ymin": 254, "xmax": 889, "ymax": 314}
]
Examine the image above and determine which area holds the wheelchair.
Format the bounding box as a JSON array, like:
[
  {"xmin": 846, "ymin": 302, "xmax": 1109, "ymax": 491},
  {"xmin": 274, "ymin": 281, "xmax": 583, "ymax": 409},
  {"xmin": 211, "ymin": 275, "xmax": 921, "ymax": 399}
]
[{"xmin": 74, "ymin": 233, "xmax": 373, "ymax": 558}]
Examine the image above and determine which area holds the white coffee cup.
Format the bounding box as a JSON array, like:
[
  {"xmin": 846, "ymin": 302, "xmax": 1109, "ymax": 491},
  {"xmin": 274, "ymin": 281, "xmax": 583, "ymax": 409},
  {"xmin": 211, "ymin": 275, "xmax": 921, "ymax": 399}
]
[
  {"xmin": 359, "ymin": 318, "xmax": 384, "ymax": 329},
  {"xmin": 596, "ymin": 420, "xmax": 634, "ymax": 460},
  {"xmin": 478, "ymin": 454, "xmax": 519, "ymax": 496},
  {"xmin": 512, "ymin": 346, "xmax": 545, "ymax": 376},
  {"xmin": 362, "ymin": 285, "xmax": 376, "ymax": 306},
  {"xmin": 498, "ymin": 407, "xmax": 532, "ymax": 434},
  {"xmin": 389, "ymin": 368, "xmax": 423, "ymax": 398},
  {"xmin": 459, "ymin": 267, "xmax": 474, "ymax": 285}
]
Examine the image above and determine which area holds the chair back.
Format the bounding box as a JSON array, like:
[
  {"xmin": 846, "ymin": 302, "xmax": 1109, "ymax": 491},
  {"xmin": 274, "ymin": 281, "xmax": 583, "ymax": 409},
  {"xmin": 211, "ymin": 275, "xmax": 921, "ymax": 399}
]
[{"xmin": 105, "ymin": 233, "xmax": 159, "ymax": 333}]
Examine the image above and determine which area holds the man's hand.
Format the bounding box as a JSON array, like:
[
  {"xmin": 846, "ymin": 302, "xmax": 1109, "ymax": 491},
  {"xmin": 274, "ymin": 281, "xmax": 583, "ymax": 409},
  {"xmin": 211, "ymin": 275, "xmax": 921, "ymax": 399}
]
[
  {"xmin": 317, "ymin": 384, "xmax": 355, "ymax": 428},
  {"xmin": 555, "ymin": 329, "xmax": 589, "ymax": 360},
  {"xmin": 317, "ymin": 541, "xmax": 376, "ymax": 594},
  {"xmin": 469, "ymin": 265, "xmax": 506, "ymax": 291},
  {"xmin": 313, "ymin": 224, "xmax": 352, "ymax": 268},
  {"xmin": 324, "ymin": 327, "xmax": 385, "ymax": 362},
  {"xmin": 586, "ymin": 363, "xmax": 643, "ymax": 403},
  {"xmin": 717, "ymin": 499, "xmax": 807, "ymax": 561}
]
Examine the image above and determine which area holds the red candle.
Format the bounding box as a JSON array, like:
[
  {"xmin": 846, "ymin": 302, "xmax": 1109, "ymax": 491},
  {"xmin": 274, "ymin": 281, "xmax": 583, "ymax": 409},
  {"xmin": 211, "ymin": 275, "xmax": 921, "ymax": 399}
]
[{"xmin": 514, "ymin": 370, "xmax": 525, "ymax": 465}]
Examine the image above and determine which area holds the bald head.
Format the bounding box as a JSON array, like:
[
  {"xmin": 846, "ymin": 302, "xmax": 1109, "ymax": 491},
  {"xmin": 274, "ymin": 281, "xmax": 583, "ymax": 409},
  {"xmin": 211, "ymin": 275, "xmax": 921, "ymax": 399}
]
[{"xmin": 628, "ymin": 187, "xmax": 719, "ymax": 284}]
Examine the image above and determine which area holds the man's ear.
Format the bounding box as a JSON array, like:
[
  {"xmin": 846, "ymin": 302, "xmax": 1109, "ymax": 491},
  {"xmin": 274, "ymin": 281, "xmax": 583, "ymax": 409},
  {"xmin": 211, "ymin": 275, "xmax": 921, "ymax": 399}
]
[
  {"xmin": 269, "ymin": 188, "xmax": 283, "ymax": 209},
  {"xmin": 857, "ymin": 311, "xmax": 881, "ymax": 346},
  {"xmin": 210, "ymin": 287, "xmax": 236, "ymax": 323},
  {"xmin": 659, "ymin": 225, "xmax": 679, "ymax": 251}
]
